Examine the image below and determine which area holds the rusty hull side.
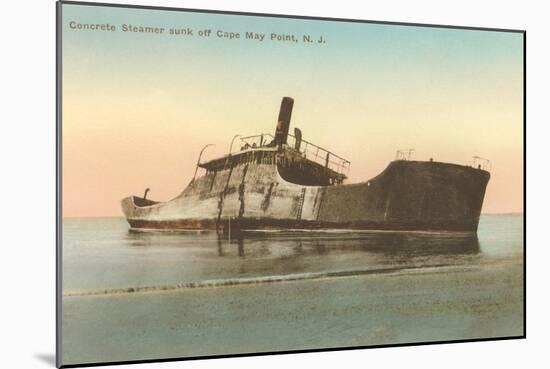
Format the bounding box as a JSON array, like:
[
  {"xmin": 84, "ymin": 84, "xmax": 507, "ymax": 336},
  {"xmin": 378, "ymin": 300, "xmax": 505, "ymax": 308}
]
[{"xmin": 317, "ymin": 161, "xmax": 490, "ymax": 231}]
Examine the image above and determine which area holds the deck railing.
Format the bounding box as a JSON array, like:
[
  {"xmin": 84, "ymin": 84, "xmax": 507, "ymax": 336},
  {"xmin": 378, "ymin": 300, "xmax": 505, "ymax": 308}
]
[
  {"xmin": 472, "ymin": 156, "xmax": 491, "ymax": 171},
  {"xmin": 237, "ymin": 133, "xmax": 351, "ymax": 175}
]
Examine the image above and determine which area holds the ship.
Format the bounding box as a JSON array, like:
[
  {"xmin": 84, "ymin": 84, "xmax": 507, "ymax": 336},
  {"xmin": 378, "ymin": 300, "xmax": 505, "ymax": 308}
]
[{"xmin": 121, "ymin": 97, "xmax": 490, "ymax": 233}]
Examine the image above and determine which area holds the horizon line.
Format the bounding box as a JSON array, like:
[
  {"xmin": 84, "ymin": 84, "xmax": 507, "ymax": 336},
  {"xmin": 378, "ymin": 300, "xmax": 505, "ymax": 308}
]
[{"xmin": 61, "ymin": 212, "xmax": 525, "ymax": 220}]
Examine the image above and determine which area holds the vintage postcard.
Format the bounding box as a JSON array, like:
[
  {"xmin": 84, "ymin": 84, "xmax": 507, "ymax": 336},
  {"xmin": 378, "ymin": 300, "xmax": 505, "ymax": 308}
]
[{"xmin": 57, "ymin": 1, "xmax": 525, "ymax": 367}]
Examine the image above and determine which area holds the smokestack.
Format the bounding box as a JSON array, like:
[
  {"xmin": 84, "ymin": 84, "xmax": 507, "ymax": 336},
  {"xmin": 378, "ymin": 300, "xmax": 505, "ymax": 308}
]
[{"xmin": 274, "ymin": 97, "xmax": 294, "ymax": 146}]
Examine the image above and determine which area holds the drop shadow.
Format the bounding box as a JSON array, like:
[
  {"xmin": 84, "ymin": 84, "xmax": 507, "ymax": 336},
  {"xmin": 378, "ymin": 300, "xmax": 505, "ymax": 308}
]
[{"xmin": 34, "ymin": 353, "xmax": 56, "ymax": 366}]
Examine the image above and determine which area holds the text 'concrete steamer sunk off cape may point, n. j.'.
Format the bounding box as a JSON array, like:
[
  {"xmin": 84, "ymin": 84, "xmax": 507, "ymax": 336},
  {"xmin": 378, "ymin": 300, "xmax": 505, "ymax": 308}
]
[{"xmin": 121, "ymin": 97, "xmax": 490, "ymax": 233}]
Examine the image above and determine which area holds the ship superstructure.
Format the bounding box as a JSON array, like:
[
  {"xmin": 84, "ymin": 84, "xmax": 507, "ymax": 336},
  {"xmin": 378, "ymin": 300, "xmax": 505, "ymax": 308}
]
[{"xmin": 122, "ymin": 97, "xmax": 490, "ymax": 232}]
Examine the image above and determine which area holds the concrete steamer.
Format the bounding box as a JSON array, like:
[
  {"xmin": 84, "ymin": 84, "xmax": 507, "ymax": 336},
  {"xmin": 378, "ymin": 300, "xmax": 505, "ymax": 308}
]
[{"xmin": 122, "ymin": 97, "xmax": 490, "ymax": 233}]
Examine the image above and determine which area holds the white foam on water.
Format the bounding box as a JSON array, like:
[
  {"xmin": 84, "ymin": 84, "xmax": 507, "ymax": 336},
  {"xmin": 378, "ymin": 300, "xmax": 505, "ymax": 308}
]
[{"xmin": 63, "ymin": 263, "xmax": 467, "ymax": 297}]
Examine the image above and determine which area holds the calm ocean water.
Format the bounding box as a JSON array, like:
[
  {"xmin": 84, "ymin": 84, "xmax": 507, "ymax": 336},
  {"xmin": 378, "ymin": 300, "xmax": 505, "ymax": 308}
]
[
  {"xmin": 62, "ymin": 214, "xmax": 523, "ymax": 294},
  {"xmin": 61, "ymin": 214, "xmax": 523, "ymax": 365}
]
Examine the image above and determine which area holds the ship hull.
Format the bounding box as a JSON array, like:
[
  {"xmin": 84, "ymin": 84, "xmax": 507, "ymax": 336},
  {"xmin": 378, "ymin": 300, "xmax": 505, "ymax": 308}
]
[
  {"xmin": 121, "ymin": 160, "xmax": 490, "ymax": 233},
  {"xmin": 126, "ymin": 218, "xmax": 483, "ymax": 232}
]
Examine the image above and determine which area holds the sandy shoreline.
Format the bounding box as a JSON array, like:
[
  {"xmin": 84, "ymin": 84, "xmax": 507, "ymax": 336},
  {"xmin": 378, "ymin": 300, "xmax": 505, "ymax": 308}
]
[{"xmin": 62, "ymin": 259, "xmax": 523, "ymax": 365}]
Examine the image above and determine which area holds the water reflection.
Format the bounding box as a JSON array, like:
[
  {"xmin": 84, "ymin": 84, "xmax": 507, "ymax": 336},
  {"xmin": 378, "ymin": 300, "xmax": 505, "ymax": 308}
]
[
  {"xmin": 63, "ymin": 215, "xmax": 521, "ymax": 291},
  {"xmin": 126, "ymin": 229, "xmax": 480, "ymax": 259},
  {"xmin": 231, "ymin": 232, "xmax": 479, "ymax": 257}
]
